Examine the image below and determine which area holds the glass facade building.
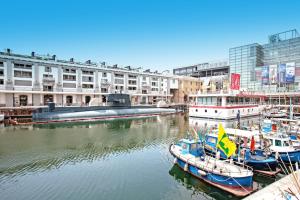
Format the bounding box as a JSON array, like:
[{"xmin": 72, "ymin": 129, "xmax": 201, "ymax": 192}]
[{"xmin": 229, "ymin": 29, "xmax": 300, "ymax": 93}]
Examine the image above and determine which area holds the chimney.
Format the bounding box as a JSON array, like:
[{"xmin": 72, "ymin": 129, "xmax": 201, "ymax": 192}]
[
  {"xmin": 7, "ymin": 48, "xmax": 11, "ymax": 54},
  {"xmin": 31, "ymin": 51, "xmax": 35, "ymax": 57},
  {"xmin": 70, "ymin": 58, "xmax": 74, "ymax": 63},
  {"xmin": 52, "ymin": 55, "xmax": 56, "ymax": 60},
  {"xmin": 86, "ymin": 60, "xmax": 91, "ymax": 64}
]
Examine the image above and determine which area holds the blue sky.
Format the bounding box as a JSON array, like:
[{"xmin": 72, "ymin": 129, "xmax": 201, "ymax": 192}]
[{"xmin": 1, "ymin": 0, "xmax": 300, "ymax": 71}]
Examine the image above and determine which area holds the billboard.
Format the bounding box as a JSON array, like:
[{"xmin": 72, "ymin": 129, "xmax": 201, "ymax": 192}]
[
  {"xmin": 286, "ymin": 62, "xmax": 295, "ymax": 83},
  {"xmin": 269, "ymin": 64, "xmax": 277, "ymax": 84},
  {"xmin": 230, "ymin": 73, "xmax": 240, "ymax": 90},
  {"xmin": 278, "ymin": 64, "xmax": 286, "ymax": 83},
  {"xmin": 261, "ymin": 66, "xmax": 269, "ymax": 85}
]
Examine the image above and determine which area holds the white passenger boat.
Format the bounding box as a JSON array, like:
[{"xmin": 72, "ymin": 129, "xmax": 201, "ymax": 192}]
[{"xmin": 189, "ymin": 91, "xmax": 264, "ymax": 119}]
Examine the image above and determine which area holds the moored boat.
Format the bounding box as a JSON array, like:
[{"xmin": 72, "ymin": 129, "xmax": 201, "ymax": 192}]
[
  {"xmin": 204, "ymin": 132, "xmax": 279, "ymax": 176},
  {"xmin": 169, "ymin": 138, "xmax": 256, "ymax": 197}
]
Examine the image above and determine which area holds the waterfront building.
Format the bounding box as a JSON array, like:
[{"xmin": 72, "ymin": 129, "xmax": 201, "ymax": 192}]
[
  {"xmin": 0, "ymin": 50, "xmax": 179, "ymax": 107},
  {"xmin": 230, "ymin": 29, "xmax": 300, "ymax": 92},
  {"xmin": 172, "ymin": 76, "xmax": 201, "ymax": 103}
]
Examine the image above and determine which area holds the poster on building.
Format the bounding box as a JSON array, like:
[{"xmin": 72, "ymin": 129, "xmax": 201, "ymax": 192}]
[
  {"xmin": 230, "ymin": 73, "xmax": 240, "ymax": 90},
  {"xmin": 278, "ymin": 64, "xmax": 286, "ymax": 83},
  {"xmin": 261, "ymin": 66, "xmax": 269, "ymax": 85},
  {"xmin": 269, "ymin": 64, "xmax": 277, "ymax": 84},
  {"xmin": 286, "ymin": 62, "xmax": 295, "ymax": 83}
]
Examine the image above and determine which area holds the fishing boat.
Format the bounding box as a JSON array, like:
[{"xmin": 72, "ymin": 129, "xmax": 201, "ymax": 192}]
[
  {"xmin": 223, "ymin": 127, "xmax": 300, "ymax": 164},
  {"xmin": 169, "ymin": 138, "xmax": 255, "ymax": 197},
  {"xmin": 204, "ymin": 132, "xmax": 279, "ymax": 176}
]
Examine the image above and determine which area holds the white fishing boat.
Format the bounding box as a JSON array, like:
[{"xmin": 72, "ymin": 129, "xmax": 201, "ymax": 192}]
[
  {"xmin": 169, "ymin": 138, "xmax": 255, "ymax": 197},
  {"xmin": 189, "ymin": 91, "xmax": 264, "ymax": 119}
]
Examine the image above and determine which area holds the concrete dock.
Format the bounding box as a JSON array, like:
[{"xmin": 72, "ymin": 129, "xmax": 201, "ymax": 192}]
[{"xmin": 244, "ymin": 170, "xmax": 300, "ymax": 200}]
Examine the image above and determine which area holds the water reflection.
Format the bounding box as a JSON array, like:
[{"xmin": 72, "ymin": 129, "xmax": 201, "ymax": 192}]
[{"xmin": 0, "ymin": 114, "xmax": 273, "ymax": 200}]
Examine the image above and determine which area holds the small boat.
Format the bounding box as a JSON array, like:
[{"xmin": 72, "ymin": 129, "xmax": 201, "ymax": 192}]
[
  {"xmin": 263, "ymin": 109, "xmax": 287, "ymax": 118},
  {"xmin": 169, "ymin": 138, "xmax": 255, "ymax": 197},
  {"xmin": 223, "ymin": 127, "xmax": 300, "ymax": 164},
  {"xmin": 204, "ymin": 132, "xmax": 279, "ymax": 176}
]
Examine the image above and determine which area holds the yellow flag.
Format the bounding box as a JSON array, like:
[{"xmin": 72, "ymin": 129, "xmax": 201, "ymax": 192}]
[{"xmin": 217, "ymin": 123, "xmax": 237, "ymax": 158}]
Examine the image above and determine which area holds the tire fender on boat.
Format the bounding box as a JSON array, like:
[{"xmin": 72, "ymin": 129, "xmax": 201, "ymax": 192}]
[
  {"xmin": 198, "ymin": 169, "xmax": 207, "ymax": 176},
  {"xmin": 275, "ymin": 151, "xmax": 279, "ymax": 159},
  {"xmin": 174, "ymin": 158, "xmax": 177, "ymax": 164},
  {"xmin": 184, "ymin": 163, "xmax": 188, "ymax": 172}
]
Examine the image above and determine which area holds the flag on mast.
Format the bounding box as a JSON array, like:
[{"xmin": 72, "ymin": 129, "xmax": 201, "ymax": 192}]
[
  {"xmin": 217, "ymin": 123, "xmax": 237, "ymax": 158},
  {"xmin": 250, "ymin": 136, "xmax": 255, "ymax": 152}
]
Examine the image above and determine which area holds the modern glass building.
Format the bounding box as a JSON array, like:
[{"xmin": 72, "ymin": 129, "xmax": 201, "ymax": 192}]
[{"xmin": 229, "ymin": 29, "xmax": 300, "ymax": 93}]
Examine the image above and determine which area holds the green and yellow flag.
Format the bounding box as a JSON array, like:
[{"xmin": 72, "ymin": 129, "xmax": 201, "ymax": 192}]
[{"xmin": 217, "ymin": 123, "xmax": 236, "ymax": 158}]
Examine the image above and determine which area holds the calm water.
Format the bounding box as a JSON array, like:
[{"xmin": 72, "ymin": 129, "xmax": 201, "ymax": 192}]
[{"xmin": 0, "ymin": 114, "xmax": 275, "ymax": 200}]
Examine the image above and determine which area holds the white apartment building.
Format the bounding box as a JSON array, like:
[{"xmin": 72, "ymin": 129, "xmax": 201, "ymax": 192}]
[{"xmin": 0, "ymin": 50, "xmax": 179, "ymax": 107}]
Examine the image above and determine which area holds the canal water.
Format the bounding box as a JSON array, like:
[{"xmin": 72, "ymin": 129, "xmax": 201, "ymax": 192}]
[{"xmin": 0, "ymin": 114, "xmax": 275, "ymax": 200}]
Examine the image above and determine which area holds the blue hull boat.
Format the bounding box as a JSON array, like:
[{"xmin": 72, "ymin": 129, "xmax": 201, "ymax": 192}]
[
  {"xmin": 205, "ymin": 134, "xmax": 279, "ymax": 174},
  {"xmin": 169, "ymin": 139, "xmax": 256, "ymax": 197}
]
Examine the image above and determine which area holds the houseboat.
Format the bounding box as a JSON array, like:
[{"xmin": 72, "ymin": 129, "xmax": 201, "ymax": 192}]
[{"xmin": 189, "ymin": 91, "xmax": 265, "ymax": 120}]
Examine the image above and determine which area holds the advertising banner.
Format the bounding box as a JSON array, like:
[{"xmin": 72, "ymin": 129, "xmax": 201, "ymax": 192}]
[
  {"xmin": 261, "ymin": 66, "xmax": 269, "ymax": 85},
  {"xmin": 230, "ymin": 73, "xmax": 240, "ymax": 90},
  {"xmin": 286, "ymin": 62, "xmax": 295, "ymax": 83},
  {"xmin": 278, "ymin": 64, "xmax": 286, "ymax": 83},
  {"xmin": 269, "ymin": 64, "xmax": 277, "ymax": 84}
]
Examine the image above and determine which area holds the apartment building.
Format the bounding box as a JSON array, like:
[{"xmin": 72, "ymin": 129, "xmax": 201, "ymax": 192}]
[{"xmin": 0, "ymin": 50, "xmax": 179, "ymax": 107}]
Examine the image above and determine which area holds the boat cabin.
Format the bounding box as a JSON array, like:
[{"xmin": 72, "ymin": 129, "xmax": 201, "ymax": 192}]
[{"xmin": 177, "ymin": 139, "xmax": 203, "ymax": 156}]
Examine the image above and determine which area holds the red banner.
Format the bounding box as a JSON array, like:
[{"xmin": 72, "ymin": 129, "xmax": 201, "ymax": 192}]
[{"xmin": 230, "ymin": 73, "xmax": 240, "ymax": 90}]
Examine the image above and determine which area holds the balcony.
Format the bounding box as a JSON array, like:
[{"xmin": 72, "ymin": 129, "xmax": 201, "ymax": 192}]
[{"xmin": 43, "ymin": 77, "xmax": 55, "ymax": 83}]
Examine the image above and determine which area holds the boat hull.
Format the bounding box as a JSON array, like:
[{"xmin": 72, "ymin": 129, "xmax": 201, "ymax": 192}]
[{"xmin": 255, "ymin": 149, "xmax": 300, "ymax": 163}]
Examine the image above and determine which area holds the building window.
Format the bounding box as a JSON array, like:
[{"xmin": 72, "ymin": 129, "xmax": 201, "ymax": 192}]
[
  {"xmin": 45, "ymin": 66, "xmax": 52, "ymax": 72},
  {"xmin": 101, "ymin": 88, "xmax": 107, "ymax": 93},
  {"xmin": 44, "ymin": 95, "xmax": 54, "ymax": 105},
  {"xmin": 0, "ymin": 69, "xmax": 4, "ymax": 76},
  {"xmin": 128, "ymin": 86, "xmax": 137, "ymax": 90},
  {"xmin": 14, "ymin": 70, "xmax": 32, "ymax": 78},
  {"xmin": 0, "ymin": 79, "xmax": 3, "ymax": 85},
  {"xmin": 115, "ymin": 73, "xmax": 124, "ymax": 78},
  {"xmin": 82, "ymin": 70, "xmax": 94, "ymax": 75},
  {"xmin": 63, "ymin": 75, "xmax": 76, "ymax": 81},
  {"xmin": 63, "ymin": 83, "xmax": 76, "ymax": 88},
  {"xmin": 82, "ymin": 76, "xmax": 93, "ymax": 82},
  {"xmin": 14, "ymin": 63, "xmax": 32, "ymax": 69},
  {"xmin": 63, "ymin": 68, "xmax": 76, "ymax": 73},
  {"xmin": 128, "ymin": 80, "xmax": 137, "ymax": 85},
  {"xmin": 14, "ymin": 80, "xmax": 32, "ymax": 86},
  {"xmin": 82, "ymin": 84, "xmax": 94, "ymax": 88},
  {"xmin": 66, "ymin": 96, "xmax": 73, "ymax": 106},
  {"xmin": 19, "ymin": 95, "xmax": 28, "ymax": 106}
]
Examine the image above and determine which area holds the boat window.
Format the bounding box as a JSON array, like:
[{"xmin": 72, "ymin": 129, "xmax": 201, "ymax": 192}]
[
  {"xmin": 182, "ymin": 143, "xmax": 188, "ymax": 150},
  {"xmin": 275, "ymin": 140, "xmax": 282, "ymax": 147},
  {"xmin": 283, "ymin": 141, "xmax": 290, "ymax": 147},
  {"xmin": 215, "ymin": 110, "xmax": 217, "ymax": 113},
  {"xmin": 207, "ymin": 137, "xmax": 217, "ymax": 144},
  {"xmin": 190, "ymin": 143, "xmax": 197, "ymax": 150},
  {"xmin": 205, "ymin": 109, "xmax": 207, "ymax": 113},
  {"xmin": 196, "ymin": 109, "xmax": 198, "ymax": 112}
]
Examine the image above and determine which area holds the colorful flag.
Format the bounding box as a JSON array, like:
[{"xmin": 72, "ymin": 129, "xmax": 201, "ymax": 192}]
[
  {"xmin": 250, "ymin": 136, "xmax": 255, "ymax": 152},
  {"xmin": 217, "ymin": 123, "xmax": 237, "ymax": 158}
]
